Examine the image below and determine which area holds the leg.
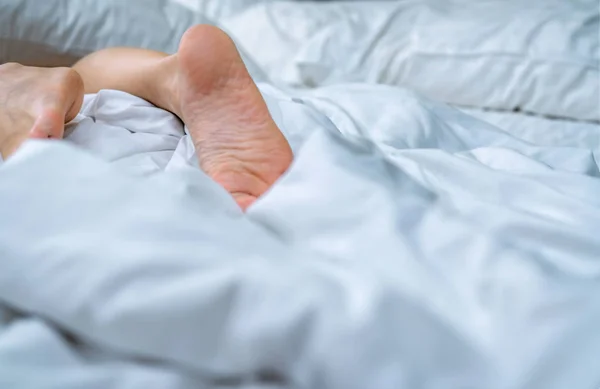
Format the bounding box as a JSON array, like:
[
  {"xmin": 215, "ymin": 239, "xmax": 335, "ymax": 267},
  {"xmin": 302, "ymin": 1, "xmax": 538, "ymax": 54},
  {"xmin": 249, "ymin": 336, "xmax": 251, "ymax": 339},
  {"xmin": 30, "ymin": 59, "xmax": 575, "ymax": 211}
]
[
  {"xmin": 73, "ymin": 25, "xmax": 292, "ymax": 210},
  {"xmin": 2, "ymin": 25, "xmax": 292, "ymax": 210},
  {"xmin": 72, "ymin": 48, "xmax": 177, "ymax": 115},
  {"xmin": 0, "ymin": 63, "xmax": 84, "ymax": 159}
]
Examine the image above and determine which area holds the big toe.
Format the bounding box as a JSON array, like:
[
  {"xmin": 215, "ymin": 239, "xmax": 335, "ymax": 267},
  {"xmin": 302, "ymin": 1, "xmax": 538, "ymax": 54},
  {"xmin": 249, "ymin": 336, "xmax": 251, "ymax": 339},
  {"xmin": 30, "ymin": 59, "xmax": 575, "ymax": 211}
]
[
  {"xmin": 232, "ymin": 192, "xmax": 258, "ymax": 211},
  {"xmin": 29, "ymin": 109, "xmax": 66, "ymax": 139}
]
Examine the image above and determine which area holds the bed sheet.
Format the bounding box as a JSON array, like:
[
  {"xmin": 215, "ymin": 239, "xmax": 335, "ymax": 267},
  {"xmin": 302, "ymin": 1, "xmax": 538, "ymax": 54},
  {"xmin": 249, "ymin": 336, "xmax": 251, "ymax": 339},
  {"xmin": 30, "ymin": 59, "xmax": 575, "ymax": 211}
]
[{"xmin": 1, "ymin": 83, "xmax": 599, "ymax": 388}]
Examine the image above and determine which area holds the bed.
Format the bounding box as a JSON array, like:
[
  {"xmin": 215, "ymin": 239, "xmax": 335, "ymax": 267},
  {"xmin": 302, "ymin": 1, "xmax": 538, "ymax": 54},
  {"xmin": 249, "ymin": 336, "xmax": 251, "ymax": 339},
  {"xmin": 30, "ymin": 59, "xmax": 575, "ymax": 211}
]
[{"xmin": 0, "ymin": 1, "xmax": 599, "ymax": 388}]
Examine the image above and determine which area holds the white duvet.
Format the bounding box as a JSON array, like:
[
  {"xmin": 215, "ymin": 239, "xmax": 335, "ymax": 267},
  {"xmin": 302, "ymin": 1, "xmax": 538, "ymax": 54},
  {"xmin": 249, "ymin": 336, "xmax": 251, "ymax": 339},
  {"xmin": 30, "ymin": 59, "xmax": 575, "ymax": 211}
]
[
  {"xmin": 2, "ymin": 0, "xmax": 600, "ymax": 388},
  {"xmin": 1, "ymin": 82, "xmax": 600, "ymax": 388}
]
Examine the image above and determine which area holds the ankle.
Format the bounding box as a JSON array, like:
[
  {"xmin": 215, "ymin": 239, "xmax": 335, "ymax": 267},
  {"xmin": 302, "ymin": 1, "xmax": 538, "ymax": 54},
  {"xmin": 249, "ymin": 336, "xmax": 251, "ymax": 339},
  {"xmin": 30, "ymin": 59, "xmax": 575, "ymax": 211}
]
[{"xmin": 149, "ymin": 54, "xmax": 182, "ymax": 119}]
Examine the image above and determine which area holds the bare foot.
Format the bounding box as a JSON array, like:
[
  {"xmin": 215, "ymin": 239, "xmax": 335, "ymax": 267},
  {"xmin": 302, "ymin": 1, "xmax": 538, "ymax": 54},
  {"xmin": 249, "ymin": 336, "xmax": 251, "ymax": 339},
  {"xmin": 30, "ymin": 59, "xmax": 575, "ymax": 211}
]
[
  {"xmin": 0, "ymin": 63, "xmax": 84, "ymax": 159},
  {"xmin": 173, "ymin": 25, "xmax": 293, "ymax": 211}
]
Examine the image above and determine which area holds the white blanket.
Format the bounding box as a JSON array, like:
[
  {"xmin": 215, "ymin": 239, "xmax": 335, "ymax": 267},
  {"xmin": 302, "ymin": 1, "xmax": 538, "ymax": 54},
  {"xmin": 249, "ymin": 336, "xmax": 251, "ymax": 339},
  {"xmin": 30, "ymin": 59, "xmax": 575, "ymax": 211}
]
[{"xmin": 1, "ymin": 85, "xmax": 600, "ymax": 388}]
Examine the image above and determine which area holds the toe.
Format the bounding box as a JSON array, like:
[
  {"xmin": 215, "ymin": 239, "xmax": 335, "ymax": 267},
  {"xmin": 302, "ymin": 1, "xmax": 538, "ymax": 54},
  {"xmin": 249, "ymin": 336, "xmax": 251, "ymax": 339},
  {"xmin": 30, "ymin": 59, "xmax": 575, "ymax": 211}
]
[
  {"xmin": 29, "ymin": 109, "xmax": 65, "ymax": 139},
  {"xmin": 232, "ymin": 192, "xmax": 257, "ymax": 211}
]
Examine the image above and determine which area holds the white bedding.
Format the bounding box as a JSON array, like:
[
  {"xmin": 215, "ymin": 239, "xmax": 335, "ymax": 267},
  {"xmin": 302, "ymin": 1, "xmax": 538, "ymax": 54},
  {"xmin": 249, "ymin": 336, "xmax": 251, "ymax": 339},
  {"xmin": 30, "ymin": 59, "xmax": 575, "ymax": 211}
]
[
  {"xmin": 221, "ymin": 0, "xmax": 599, "ymax": 121},
  {"xmin": 1, "ymin": 84, "xmax": 600, "ymax": 388},
  {"xmin": 460, "ymin": 108, "xmax": 600, "ymax": 149},
  {"xmin": 2, "ymin": 0, "xmax": 600, "ymax": 388}
]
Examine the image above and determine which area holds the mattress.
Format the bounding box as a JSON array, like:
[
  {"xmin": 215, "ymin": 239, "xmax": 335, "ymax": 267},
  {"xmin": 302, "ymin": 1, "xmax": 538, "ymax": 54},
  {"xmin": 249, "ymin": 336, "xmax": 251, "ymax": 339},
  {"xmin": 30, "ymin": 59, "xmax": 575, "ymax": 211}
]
[{"xmin": 1, "ymin": 1, "xmax": 599, "ymax": 388}]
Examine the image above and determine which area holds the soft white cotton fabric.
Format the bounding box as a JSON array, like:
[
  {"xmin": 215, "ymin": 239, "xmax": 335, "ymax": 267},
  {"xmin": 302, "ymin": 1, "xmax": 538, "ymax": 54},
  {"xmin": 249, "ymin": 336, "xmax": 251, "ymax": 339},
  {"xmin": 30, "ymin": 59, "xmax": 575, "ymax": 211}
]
[
  {"xmin": 3, "ymin": 0, "xmax": 597, "ymax": 119},
  {"xmin": 460, "ymin": 107, "xmax": 600, "ymax": 149},
  {"xmin": 221, "ymin": 0, "xmax": 600, "ymax": 121},
  {"xmin": 2, "ymin": 0, "xmax": 599, "ymax": 387},
  {"xmin": 1, "ymin": 86, "xmax": 599, "ymax": 389}
]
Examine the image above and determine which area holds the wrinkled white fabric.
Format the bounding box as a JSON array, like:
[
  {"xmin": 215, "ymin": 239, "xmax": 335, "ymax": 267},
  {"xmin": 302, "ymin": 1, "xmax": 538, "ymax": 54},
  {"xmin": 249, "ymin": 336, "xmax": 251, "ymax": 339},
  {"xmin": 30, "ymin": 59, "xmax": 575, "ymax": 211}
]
[
  {"xmin": 1, "ymin": 86, "xmax": 599, "ymax": 389},
  {"xmin": 221, "ymin": 0, "xmax": 599, "ymax": 121},
  {"xmin": 460, "ymin": 107, "xmax": 600, "ymax": 149},
  {"xmin": 172, "ymin": 0, "xmax": 273, "ymax": 19}
]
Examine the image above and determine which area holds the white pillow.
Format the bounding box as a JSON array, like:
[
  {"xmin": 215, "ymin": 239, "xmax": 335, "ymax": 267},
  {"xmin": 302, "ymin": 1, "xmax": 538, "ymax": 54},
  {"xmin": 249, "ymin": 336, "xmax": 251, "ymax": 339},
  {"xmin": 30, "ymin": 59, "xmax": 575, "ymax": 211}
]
[
  {"xmin": 173, "ymin": 0, "xmax": 275, "ymax": 20},
  {"xmin": 0, "ymin": 0, "xmax": 267, "ymax": 81},
  {"xmin": 222, "ymin": 0, "xmax": 600, "ymax": 121}
]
